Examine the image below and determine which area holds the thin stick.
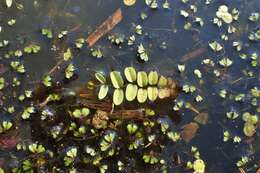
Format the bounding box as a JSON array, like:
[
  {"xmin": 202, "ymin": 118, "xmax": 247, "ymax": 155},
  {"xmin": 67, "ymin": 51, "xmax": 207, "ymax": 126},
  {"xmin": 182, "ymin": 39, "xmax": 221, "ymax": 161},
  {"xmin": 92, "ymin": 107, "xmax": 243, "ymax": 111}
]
[{"xmin": 86, "ymin": 8, "xmax": 123, "ymax": 47}]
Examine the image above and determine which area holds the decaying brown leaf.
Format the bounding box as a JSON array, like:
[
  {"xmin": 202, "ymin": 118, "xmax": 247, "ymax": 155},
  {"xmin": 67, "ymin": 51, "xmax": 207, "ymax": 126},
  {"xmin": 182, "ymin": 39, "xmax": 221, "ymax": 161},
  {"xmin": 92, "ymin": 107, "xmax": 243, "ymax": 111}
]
[
  {"xmin": 86, "ymin": 8, "xmax": 123, "ymax": 47},
  {"xmin": 92, "ymin": 110, "xmax": 109, "ymax": 129},
  {"xmin": 181, "ymin": 122, "xmax": 199, "ymax": 142}
]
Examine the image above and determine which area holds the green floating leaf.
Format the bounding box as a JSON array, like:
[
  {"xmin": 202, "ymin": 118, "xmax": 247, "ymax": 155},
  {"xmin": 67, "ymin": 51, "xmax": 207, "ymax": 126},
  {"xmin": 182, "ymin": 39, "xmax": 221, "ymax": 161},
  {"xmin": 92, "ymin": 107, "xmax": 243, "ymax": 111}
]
[
  {"xmin": 95, "ymin": 72, "xmax": 106, "ymax": 84},
  {"xmin": 110, "ymin": 71, "xmax": 124, "ymax": 89},
  {"xmin": 113, "ymin": 89, "xmax": 124, "ymax": 105},
  {"xmin": 147, "ymin": 87, "xmax": 158, "ymax": 101},
  {"xmin": 157, "ymin": 76, "xmax": 168, "ymax": 87},
  {"xmin": 98, "ymin": 85, "xmax": 109, "ymax": 100},
  {"xmin": 137, "ymin": 88, "xmax": 147, "ymax": 103},
  {"xmin": 137, "ymin": 71, "xmax": 148, "ymax": 87},
  {"xmin": 148, "ymin": 71, "xmax": 158, "ymax": 85},
  {"xmin": 125, "ymin": 84, "xmax": 138, "ymax": 101},
  {"xmin": 124, "ymin": 67, "xmax": 136, "ymax": 83}
]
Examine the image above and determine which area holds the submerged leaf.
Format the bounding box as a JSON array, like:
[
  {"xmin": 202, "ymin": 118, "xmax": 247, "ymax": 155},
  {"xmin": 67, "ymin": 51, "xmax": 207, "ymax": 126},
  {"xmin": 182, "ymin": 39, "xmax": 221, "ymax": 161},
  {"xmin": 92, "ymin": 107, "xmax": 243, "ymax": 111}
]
[
  {"xmin": 124, "ymin": 67, "xmax": 136, "ymax": 83},
  {"xmin": 113, "ymin": 89, "xmax": 124, "ymax": 105},
  {"xmin": 181, "ymin": 122, "xmax": 199, "ymax": 142},
  {"xmin": 110, "ymin": 71, "xmax": 124, "ymax": 89},
  {"xmin": 125, "ymin": 84, "xmax": 138, "ymax": 101}
]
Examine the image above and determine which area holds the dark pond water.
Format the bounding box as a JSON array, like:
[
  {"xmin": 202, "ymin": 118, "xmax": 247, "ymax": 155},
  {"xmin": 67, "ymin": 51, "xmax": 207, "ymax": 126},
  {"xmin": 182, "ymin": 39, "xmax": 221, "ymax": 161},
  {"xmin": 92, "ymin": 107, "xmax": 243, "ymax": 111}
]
[{"xmin": 0, "ymin": 0, "xmax": 259, "ymax": 172}]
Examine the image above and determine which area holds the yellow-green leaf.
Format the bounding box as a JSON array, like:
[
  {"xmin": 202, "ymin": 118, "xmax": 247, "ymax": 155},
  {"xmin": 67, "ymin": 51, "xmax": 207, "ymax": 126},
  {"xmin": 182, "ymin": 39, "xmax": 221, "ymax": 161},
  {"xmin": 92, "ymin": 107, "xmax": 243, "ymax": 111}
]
[
  {"xmin": 124, "ymin": 67, "xmax": 136, "ymax": 83},
  {"xmin": 147, "ymin": 87, "xmax": 158, "ymax": 101},
  {"xmin": 157, "ymin": 76, "xmax": 168, "ymax": 87},
  {"xmin": 243, "ymin": 123, "xmax": 256, "ymax": 137},
  {"xmin": 137, "ymin": 71, "xmax": 148, "ymax": 87},
  {"xmin": 137, "ymin": 88, "xmax": 147, "ymax": 103},
  {"xmin": 125, "ymin": 84, "xmax": 138, "ymax": 101},
  {"xmin": 64, "ymin": 48, "xmax": 72, "ymax": 61},
  {"xmin": 98, "ymin": 85, "xmax": 109, "ymax": 100},
  {"xmin": 148, "ymin": 71, "xmax": 159, "ymax": 85},
  {"xmin": 110, "ymin": 71, "xmax": 124, "ymax": 89},
  {"xmin": 113, "ymin": 89, "xmax": 124, "ymax": 105}
]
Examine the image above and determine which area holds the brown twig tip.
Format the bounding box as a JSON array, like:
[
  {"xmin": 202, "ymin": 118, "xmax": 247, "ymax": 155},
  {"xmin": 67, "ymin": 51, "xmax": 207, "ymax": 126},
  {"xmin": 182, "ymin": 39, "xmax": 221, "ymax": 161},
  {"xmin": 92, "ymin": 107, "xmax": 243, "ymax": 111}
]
[{"xmin": 86, "ymin": 8, "xmax": 123, "ymax": 47}]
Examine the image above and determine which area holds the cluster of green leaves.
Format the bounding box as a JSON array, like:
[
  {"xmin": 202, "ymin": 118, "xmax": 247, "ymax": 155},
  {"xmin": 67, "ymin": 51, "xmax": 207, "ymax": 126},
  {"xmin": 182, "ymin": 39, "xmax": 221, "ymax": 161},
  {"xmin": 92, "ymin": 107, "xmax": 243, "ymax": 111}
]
[
  {"xmin": 64, "ymin": 147, "xmax": 77, "ymax": 166},
  {"xmin": 28, "ymin": 143, "xmax": 45, "ymax": 154},
  {"xmin": 72, "ymin": 107, "xmax": 90, "ymax": 118},
  {"xmin": 65, "ymin": 63, "xmax": 75, "ymax": 79},
  {"xmin": 24, "ymin": 44, "xmax": 40, "ymax": 54},
  {"xmin": 108, "ymin": 34, "xmax": 124, "ymax": 45},
  {"xmin": 242, "ymin": 112, "xmax": 258, "ymax": 137},
  {"xmin": 10, "ymin": 61, "xmax": 25, "ymax": 73},
  {"xmin": 0, "ymin": 121, "xmax": 13, "ymax": 133},
  {"xmin": 21, "ymin": 106, "xmax": 35, "ymax": 120},
  {"xmin": 97, "ymin": 67, "xmax": 174, "ymax": 106},
  {"xmin": 75, "ymin": 38, "xmax": 85, "ymax": 48},
  {"xmin": 41, "ymin": 28, "xmax": 53, "ymax": 38},
  {"xmin": 0, "ymin": 77, "xmax": 5, "ymax": 90},
  {"xmin": 91, "ymin": 48, "xmax": 103, "ymax": 58},
  {"xmin": 100, "ymin": 132, "xmax": 116, "ymax": 151},
  {"xmin": 137, "ymin": 44, "xmax": 149, "ymax": 61}
]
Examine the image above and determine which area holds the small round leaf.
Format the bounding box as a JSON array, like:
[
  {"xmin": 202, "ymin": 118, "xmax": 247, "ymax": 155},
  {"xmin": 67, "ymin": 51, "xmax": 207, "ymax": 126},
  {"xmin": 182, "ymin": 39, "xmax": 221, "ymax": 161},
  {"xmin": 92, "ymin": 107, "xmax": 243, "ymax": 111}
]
[
  {"xmin": 113, "ymin": 89, "xmax": 124, "ymax": 105},
  {"xmin": 110, "ymin": 71, "xmax": 124, "ymax": 89},
  {"xmin": 98, "ymin": 85, "xmax": 109, "ymax": 100},
  {"xmin": 125, "ymin": 84, "xmax": 138, "ymax": 101},
  {"xmin": 148, "ymin": 87, "xmax": 158, "ymax": 101},
  {"xmin": 124, "ymin": 67, "xmax": 137, "ymax": 83},
  {"xmin": 148, "ymin": 71, "xmax": 159, "ymax": 85},
  {"xmin": 137, "ymin": 71, "xmax": 148, "ymax": 87},
  {"xmin": 137, "ymin": 88, "xmax": 147, "ymax": 103}
]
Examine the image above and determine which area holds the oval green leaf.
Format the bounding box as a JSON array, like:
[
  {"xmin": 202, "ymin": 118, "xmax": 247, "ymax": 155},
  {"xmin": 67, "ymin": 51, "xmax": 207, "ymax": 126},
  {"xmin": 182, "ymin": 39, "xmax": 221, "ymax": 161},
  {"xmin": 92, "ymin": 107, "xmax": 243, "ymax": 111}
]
[
  {"xmin": 110, "ymin": 71, "xmax": 124, "ymax": 89},
  {"xmin": 113, "ymin": 89, "xmax": 124, "ymax": 106},
  {"xmin": 124, "ymin": 67, "xmax": 136, "ymax": 83},
  {"xmin": 137, "ymin": 88, "xmax": 147, "ymax": 103},
  {"xmin": 95, "ymin": 72, "xmax": 106, "ymax": 84},
  {"xmin": 137, "ymin": 71, "xmax": 148, "ymax": 87},
  {"xmin": 148, "ymin": 71, "xmax": 159, "ymax": 85},
  {"xmin": 98, "ymin": 85, "xmax": 109, "ymax": 100},
  {"xmin": 147, "ymin": 87, "xmax": 158, "ymax": 101},
  {"xmin": 125, "ymin": 84, "xmax": 138, "ymax": 101},
  {"xmin": 157, "ymin": 76, "xmax": 168, "ymax": 87}
]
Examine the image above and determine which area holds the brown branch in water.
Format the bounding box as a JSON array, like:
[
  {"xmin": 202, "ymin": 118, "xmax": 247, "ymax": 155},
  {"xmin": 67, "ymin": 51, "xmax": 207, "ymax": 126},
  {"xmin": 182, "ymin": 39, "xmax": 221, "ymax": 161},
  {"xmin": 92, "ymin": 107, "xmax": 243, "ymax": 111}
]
[
  {"xmin": 86, "ymin": 8, "xmax": 123, "ymax": 47},
  {"xmin": 110, "ymin": 109, "xmax": 145, "ymax": 120},
  {"xmin": 180, "ymin": 47, "xmax": 207, "ymax": 62}
]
